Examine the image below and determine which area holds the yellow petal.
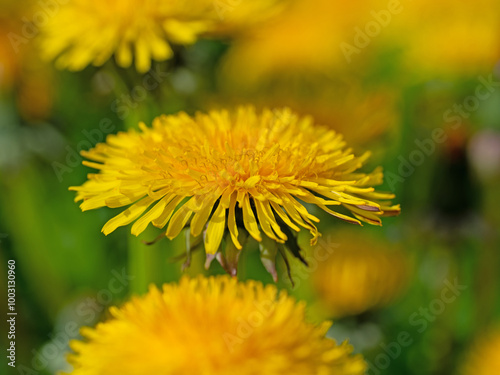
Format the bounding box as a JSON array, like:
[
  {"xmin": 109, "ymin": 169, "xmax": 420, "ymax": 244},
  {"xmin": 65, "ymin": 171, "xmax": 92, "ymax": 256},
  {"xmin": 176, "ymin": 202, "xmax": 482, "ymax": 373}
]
[
  {"xmin": 281, "ymin": 197, "xmax": 315, "ymax": 231},
  {"xmin": 204, "ymin": 202, "xmax": 226, "ymax": 255},
  {"xmin": 228, "ymin": 192, "xmax": 242, "ymax": 250},
  {"xmin": 134, "ymin": 38, "xmax": 151, "ymax": 73},
  {"xmin": 131, "ymin": 194, "xmax": 173, "ymax": 236},
  {"xmin": 269, "ymin": 201, "xmax": 300, "ymax": 232},
  {"xmin": 163, "ymin": 20, "xmax": 207, "ymax": 44},
  {"xmin": 152, "ymin": 196, "xmax": 184, "ymax": 228},
  {"xmin": 243, "ymin": 175, "xmax": 261, "ymax": 189},
  {"xmin": 242, "ymin": 194, "xmax": 262, "ymax": 242},
  {"xmin": 345, "ymin": 204, "xmax": 382, "ymax": 226},
  {"xmin": 219, "ymin": 187, "xmax": 233, "ymax": 208},
  {"xmin": 102, "ymin": 196, "xmax": 154, "ymax": 235},
  {"xmin": 190, "ymin": 196, "xmax": 218, "ymax": 237},
  {"xmin": 260, "ymin": 200, "xmax": 288, "ymax": 241},
  {"xmin": 318, "ymin": 204, "xmax": 362, "ymax": 226},
  {"xmin": 105, "ymin": 188, "xmax": 152, "ymax": 208},
  {"xmin": 82, "ymin": 161, "xmax": 105, "ymax": 170},
  {"xmin": 166, "ymin": 199, "xmax": 195, "ymax": 239},
  {"xmin": 80, "ymin": 190, "xmax": 122, "ymax": 211},
  {"xmin": 116, "ymin": 40, "xmax": 132, "ymax": 68},
  {"xmin": 254, "ymin": 200, "xmax": 282, "ymax": 243}
]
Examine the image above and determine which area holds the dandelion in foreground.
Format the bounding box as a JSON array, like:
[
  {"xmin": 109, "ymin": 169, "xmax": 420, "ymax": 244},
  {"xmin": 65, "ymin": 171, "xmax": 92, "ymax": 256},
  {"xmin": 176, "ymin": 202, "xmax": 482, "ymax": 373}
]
[
  {"xmin": 312, "ymin": 230, "xmax": 410, "ymax": 318},
  {"xmin": 70, "ymin": 106, "xmax": 400, "ymax": 278},
  {"xmin": 64, "ymin": 276, "xmax": 366, "ymax": 375},
  {"xmin": 39, "ymin": 0, "xmax": 282, "ymax": 73}
]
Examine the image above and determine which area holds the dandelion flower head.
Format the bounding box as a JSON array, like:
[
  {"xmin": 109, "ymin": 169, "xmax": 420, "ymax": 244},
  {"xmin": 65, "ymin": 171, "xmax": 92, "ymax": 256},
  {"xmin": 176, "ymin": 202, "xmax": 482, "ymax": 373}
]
[
  {"xmin": 64, "ymin": 276, "xmax": 367, "ymax": 375},
  {"xmin": 71, "ymin": 106, "xmax": 400, "ymax": 275}
]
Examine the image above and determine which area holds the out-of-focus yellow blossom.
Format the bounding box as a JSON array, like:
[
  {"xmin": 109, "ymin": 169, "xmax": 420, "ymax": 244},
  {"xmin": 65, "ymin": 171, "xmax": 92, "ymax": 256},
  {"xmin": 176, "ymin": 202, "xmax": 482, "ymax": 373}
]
[
  {"xmin": 39, "ymin": 0, "xmax": 283, "ymax": 73},
  {"xmin": 383, "ymin": 0, "xmax": 500, "ymax": 76},
  {"xmin": 221, "ymin": 0, "xmax": 378, "ymax": 82},
  {"xmin": 312, "ymin": 229, "xmax": 410, "ymax": 318},
  {"xmin": 64, "ymin": 276, "xmax": 367, "ymax": 375},
  {"xmin": 461, "ymin": 327, "xmax": 500, "ymax": 375},
  {"xmin": 222, "ymin": 0, "xmax": 500, "ymax": 83}
]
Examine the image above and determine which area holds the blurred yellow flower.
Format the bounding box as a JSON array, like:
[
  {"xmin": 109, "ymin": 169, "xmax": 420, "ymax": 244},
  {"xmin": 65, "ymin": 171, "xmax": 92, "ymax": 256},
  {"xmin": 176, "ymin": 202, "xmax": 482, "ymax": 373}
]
[
  {"xmin": 70, "ymin": 107, "xmax": 399, "ymax": 272},
  {"xmin": 0, "ymin": 10, "xmax": 54, "ymax": 121},
  {"xmin": 64, "ymin": 276, "xmax": 367, "ymax": 375},
  {"xmin": 221, "ymin": 0, "xmax": 376, "ymax": 81},
  {"xmin": 222, "ymin": 0, "xmax": 500, "ymax": 82},
  {"xmin": 40, "ymin": 0, "xmax": 282, "ymax": 73},
  {"xmin": 462, "ymin": 328, "xmax": 500, "ymax": 375},
  {"xmin": 312, "ymin": 230, "xmax": 409, "ymax": 318},
  {"xmin": 382, "ymin": 0, "xmax": 500, "ymax": 76}
]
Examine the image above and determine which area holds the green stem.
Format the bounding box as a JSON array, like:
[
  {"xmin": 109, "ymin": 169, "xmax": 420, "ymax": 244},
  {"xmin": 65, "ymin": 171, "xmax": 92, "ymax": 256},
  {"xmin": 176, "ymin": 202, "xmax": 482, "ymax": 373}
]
[
  {"xmin": 127, "ymin": 228, "xmax": 183, "ymax": 294},
  {"xmin": 108, "ymin": 61, "xmax": 183, "ymax": 294},
  {"xmin": 127, "ymin": 233, "xmax": 152, "ymax": 294}
]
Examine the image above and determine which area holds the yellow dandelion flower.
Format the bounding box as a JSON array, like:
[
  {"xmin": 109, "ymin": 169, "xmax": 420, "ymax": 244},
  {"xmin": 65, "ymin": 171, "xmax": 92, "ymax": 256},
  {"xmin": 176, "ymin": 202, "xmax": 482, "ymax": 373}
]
[
  {"xmin": 70, "ymin": 106, "xmax": 400, "ymax": 276},
  {"xmin": 462, "ymin": 328, "xmax": 500, "ymax": 375},
  {"xmin": 381, "ymin": 0, "xmax": 500, "ymax": 76},
  {"xmin": 39, "ymin": 0, "xmax": 283, "ymax": 73},
  {"xmin": 64, "ymin": 275, "xmax": 367, "ymax": 375},
  {"xmin": 221, "ymin": 0, "xmax": 379, "ymax": 82},
  {"xmin": 312, "ymin": 230, "xmax": 410, "ymax": 318}
]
